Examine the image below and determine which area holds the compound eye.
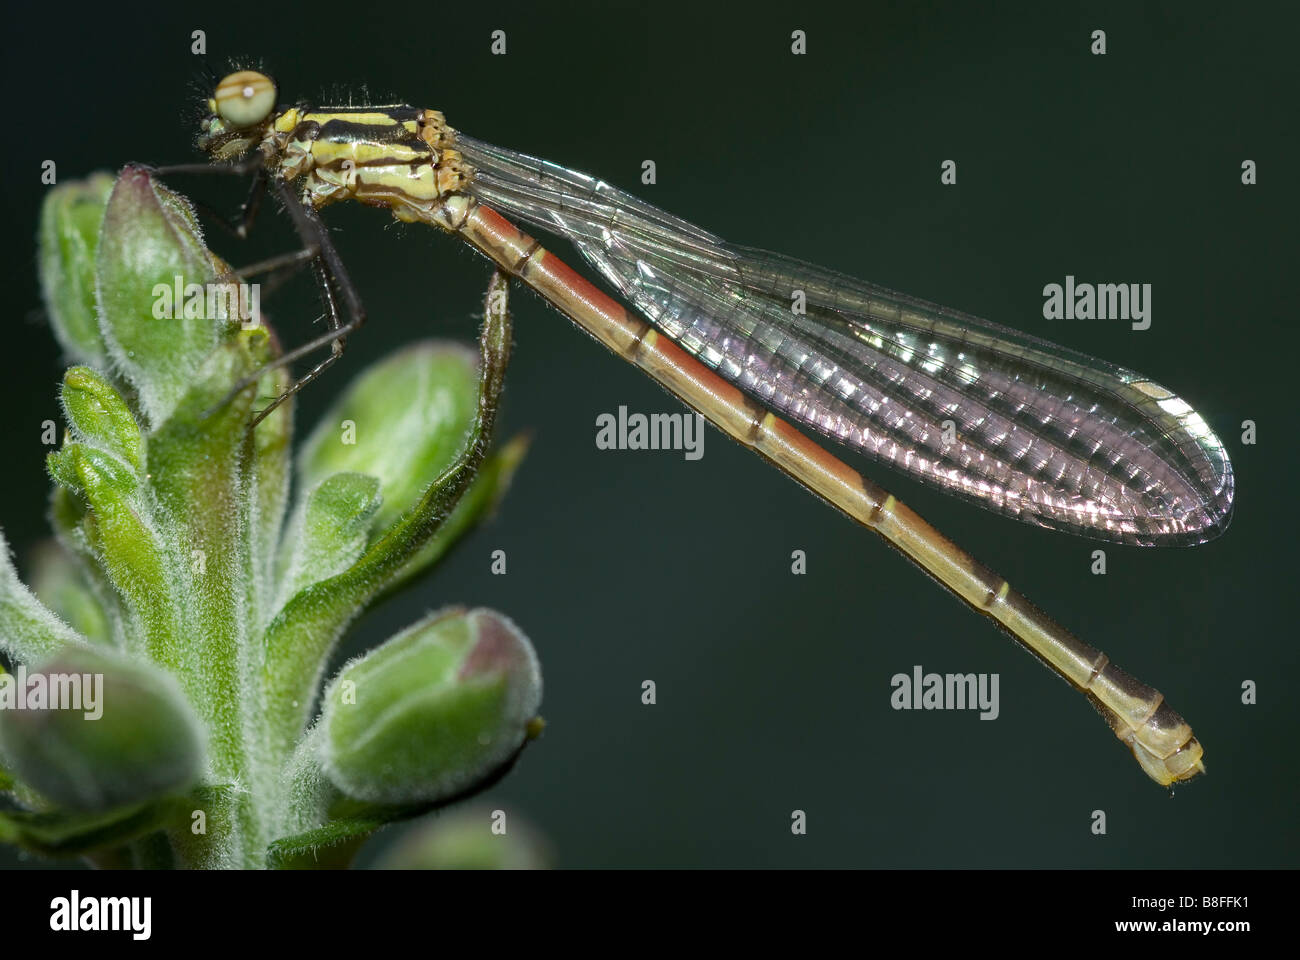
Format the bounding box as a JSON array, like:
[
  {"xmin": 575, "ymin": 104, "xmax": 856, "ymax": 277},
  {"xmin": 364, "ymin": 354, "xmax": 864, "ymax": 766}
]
[{"xmin": 214, "ymin": 70, "xmax": 276, "ymax": 128}]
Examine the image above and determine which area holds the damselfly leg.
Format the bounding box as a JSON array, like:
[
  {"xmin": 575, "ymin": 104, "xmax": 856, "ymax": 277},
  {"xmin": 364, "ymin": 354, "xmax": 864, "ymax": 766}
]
[{"xmin": 150, "ymin": 159, "xmax": 367, "ymax": 423}]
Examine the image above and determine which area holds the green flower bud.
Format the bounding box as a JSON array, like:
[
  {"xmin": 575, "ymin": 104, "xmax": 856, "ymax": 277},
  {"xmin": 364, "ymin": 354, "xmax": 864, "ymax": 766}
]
[
  {"xmin": 39, "ymin": 172, "xmax": 114, "ymax": 366},
  {"xmin": 298, "ymin": 342, "xmax": 481, "ymax": 536},
  {"xmin": 278, "ymin": 472, "xmax": 382, "ymax": 603},
  {"xmin": 60, "ymin": 366, "xmax": 143, "ymax": 471},
  {"xmin": 321, "ymin": 608, "xmax": 542, "ymax": 805},
  {"xmin": 95, "ymin": 166, "xmax": 234, "ymax": 428},
  {"xmin": 0, "ymin": 648, "xmax": 204, "ymax": 811}
]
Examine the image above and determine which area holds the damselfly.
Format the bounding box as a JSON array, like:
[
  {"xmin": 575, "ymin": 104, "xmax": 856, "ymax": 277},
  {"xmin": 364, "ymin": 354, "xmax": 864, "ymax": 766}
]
[{"xmin": 161, "ymin": 69, "xmax": 1234, "ymax": 786}]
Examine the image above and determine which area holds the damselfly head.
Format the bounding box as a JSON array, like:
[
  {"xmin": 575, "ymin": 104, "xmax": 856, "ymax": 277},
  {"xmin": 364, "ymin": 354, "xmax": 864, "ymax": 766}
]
[{"xmin": 197, "ymin": 70, "xmax": 278, "ymax": 160}]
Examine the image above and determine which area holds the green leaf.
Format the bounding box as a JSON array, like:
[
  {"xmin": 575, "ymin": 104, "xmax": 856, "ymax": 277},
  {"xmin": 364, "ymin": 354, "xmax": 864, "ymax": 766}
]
[
  {"xmin": 297, "ymin": 341, "xmax": 481, "ymax": 539},
  {"xmin": 276, "ymin": 472, "xmax": 382, "ymax": 609},
  {"xmin": 95, "ymin": 166, "xmax": 237, "ymax": 428},
  {"xmin": 52, "ymin": 443, "xmax": 176, "ymax": 665},
  {"xmin": 0, "ymin": 529, "xmax": 87, "ymax": 664},
  {"xmin": 268, "ymin": 754, "xmax": 541, "ymax": 869},
  {"xmin": 39, "ymin": 172, "xmax": 114, "ymax": 366},
  {"xmin": 0, "ymin": 647, "xmax": 205, "ymax": 812},
  {"xmin": 320, "ymin": 607, "xmax": 542, "ymax": 805},
  {"xmin": 384, "ymin": 433, "xmax": 529, "ymax": 596},
  {"xmin": 47, "ymin": 485, "xmax": 126, "ymax": 649},
  {"xmin": 266, "ymin": 812, "xmax": 403, "ymax": 870},
  {"xmin": 0, "ymin": 801, "xmax": 178, "ymax": 859}
]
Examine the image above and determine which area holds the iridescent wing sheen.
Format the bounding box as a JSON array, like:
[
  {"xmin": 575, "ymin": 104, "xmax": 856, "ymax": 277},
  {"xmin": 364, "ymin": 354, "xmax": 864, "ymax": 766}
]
[{"xmin": 457, "ymin": 133, "xmax": 1233, "ymax": 546}]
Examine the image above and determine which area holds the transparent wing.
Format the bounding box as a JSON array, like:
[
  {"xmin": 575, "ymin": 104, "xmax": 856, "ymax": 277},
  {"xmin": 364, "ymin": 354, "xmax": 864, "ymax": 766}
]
[{"xmin": 457, "ymin": 132, "xmax": 1234, "ymax": 545}]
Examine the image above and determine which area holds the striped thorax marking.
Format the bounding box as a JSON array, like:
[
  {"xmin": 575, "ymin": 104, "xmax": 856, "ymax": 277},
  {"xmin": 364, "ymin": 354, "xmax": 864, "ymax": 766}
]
[{"xmin": 249, "ymin": 103, "xmax": 472, "ymax": 221}]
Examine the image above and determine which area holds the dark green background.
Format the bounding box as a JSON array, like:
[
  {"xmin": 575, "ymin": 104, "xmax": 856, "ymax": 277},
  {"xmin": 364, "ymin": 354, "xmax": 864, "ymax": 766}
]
[{"xmin": 1, "ymin": 1, "xmax": 1294, "ymax": 868}]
